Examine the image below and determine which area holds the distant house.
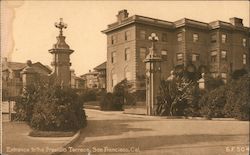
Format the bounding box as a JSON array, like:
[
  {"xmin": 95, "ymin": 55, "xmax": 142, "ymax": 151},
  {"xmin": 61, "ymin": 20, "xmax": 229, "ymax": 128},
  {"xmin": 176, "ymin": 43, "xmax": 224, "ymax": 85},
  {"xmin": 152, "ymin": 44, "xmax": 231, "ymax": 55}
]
[
  {"xmin": 94, "ymin": 61, "xmax": 107, "ymax": 89},
  {"xmin": 2, "ymin": 58, "xmax": 52, "ymax": 100},
  {"xmin": 70, "ymin": 69, "xmax": 85, "ymax": 89},
  {"xmin": 80, "ymin": 70, "xmax": 99, "ymax": 89}
]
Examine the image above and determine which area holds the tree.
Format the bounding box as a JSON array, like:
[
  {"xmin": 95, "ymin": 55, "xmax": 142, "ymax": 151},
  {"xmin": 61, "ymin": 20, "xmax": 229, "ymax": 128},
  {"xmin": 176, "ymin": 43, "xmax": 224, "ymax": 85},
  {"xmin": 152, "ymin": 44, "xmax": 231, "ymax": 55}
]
[{"xmin": 156, "ymin": 77, "xmax": 195, "ymax": 116}]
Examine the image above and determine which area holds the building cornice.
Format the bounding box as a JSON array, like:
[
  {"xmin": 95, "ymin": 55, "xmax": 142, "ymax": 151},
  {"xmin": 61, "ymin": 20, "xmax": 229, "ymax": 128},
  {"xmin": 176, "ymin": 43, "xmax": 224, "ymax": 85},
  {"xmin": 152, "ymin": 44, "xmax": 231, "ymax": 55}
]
[{"xmin": 102, "ymin": 14, "xmax": 250, "ymax": 34}]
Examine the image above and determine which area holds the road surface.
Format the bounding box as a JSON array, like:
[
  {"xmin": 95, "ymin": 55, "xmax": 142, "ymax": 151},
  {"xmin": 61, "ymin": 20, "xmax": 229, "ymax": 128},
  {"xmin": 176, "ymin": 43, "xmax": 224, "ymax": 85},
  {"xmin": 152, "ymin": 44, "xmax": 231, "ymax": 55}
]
[{"xmin": 61, "ymin": 109, "xmax": 249, "ymax": 155}]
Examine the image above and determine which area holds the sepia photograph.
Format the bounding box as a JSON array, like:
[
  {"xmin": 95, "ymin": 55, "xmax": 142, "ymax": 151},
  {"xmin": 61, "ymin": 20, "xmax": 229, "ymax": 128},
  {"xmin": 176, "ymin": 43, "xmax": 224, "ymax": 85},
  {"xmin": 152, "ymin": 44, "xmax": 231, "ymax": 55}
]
[{"xmin": 1, "ymin": 0, "xmax": 249, "ymax": 155}]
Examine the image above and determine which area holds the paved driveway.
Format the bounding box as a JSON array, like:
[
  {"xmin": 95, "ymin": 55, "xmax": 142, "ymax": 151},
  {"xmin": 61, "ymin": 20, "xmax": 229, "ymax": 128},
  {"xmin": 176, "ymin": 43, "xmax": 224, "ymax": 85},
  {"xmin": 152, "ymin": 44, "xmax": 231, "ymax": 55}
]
[{"xmin": 61, "ymin": 109, "xmax": 249, "ymax": 155}]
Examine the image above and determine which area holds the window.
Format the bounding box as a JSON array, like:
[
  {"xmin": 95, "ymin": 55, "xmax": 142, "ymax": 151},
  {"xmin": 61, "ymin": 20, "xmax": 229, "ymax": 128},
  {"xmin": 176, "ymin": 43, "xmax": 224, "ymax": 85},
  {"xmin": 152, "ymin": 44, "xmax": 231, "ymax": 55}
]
[
  {"xmin": 192, "ymin": 54, "xmax": 200, "ymax": 62},
  {"xmin": 140, "ymin": 30, "xmax": 146, "ymax": 40},
  {"xmin": 221, "ymin": 50, "xmax": 227, "ymax": 61},
  {"xmin": 211, "ymin": 34, "xmax": 216, "ymax": 43},
  {"xmin": 243, "ymin": 38, "xmax": 246, "ymax": 47},
  {"xmin": 125, "ymin": 72, "xmax": 131, "ymax": 81},
  {"xmin": 211, "ymin": 51, "xmax": 217, "ymax": 62},
  {"xmin": 140, "ymin": 47, "xmax": 147, "ymax": 60},
  {"xmin": 162, "ymin": 33, "xmax": 167, "ymax": 42},
  {"xmin": 177, "ymin": 33, "xmax": 182, "ymax": 42},
  {"xmin": 243, "ymin": 54, "xmax": 247, "ymax": 64},
  {"xmin": 161, "ymin": 50, "xmax": 168, "ymax": 60},
  {"xmin": 193, "ymin": 33, "xmax": 199, "ymax": 42},
  {"xmin": 211, "ymin": 72, "xmax": 219, "ymax": 78},
  {"xmin": 176, "ymin": 53, "xmax": 183, "ymax": 62},
  {"xmin": 111, "ymin": 35, "xmax": 117, "ymax": 44},
  {"xmin": 221, "ymin": 34, "xmax": 227, "ymax": 43},
  {"xmin": 125, "ymin": 48, "xmax": 130, "ymax": 61},
  {"xmin": 111, "ymin": 51, "xmax": 116, "ymax": 63},
  {"xmin": 221, "ymin": 73, "xmax": 227, "ymax": 79},
  {"xmin": 112, "ymin": 74, "xmax": 117, "ymax": 87},
  {"xmin": 125, "ymin": 31, "xmax": 131, "ymax": 41}
]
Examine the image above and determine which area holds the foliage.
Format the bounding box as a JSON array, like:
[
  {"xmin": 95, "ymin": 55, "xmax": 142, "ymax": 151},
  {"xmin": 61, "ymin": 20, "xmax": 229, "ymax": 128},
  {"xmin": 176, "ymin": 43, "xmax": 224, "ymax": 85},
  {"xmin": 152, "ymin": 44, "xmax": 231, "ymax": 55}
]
[
  {"xmin": 99, "ymin": 92, "xmax": 123, "ymax": 111},
  {"xmin": 156, "ymin": 77, "xmax": 195, "ymax": 116},
  {"xmin": 205, "ymin": 76, "xmax": 224, "ymax": 91},
  {"xmin": 224, "ymin": 76, "xmax": 249, "ymax": 120},
  {"xmin": 231, "ymin": 68, "xmax": 248, "ymax": 80},
  {"xmin": 200, "ymin": 76, "xmax": 249, "ymax": 121},
  {"xmin": 14, "ymin": 84, "xmax": 44, "ymax": 122},
  {"xmin": 183, "ymin": 85, "xmax": 204, "ymax": 117},
  {"xmin": 79, "ymin": 89, "xmax": 97, "ymax": 102},
  {"xmin": 99, "ymin": 79, "xmax": 136, "ymax": 111},
  {"xmin": 199, "ymin": 86, "xmax": 227, "ymax": 119},
  {"xmin": 14, "ymin": 84, "xmax": 87, "ymax": 131}
]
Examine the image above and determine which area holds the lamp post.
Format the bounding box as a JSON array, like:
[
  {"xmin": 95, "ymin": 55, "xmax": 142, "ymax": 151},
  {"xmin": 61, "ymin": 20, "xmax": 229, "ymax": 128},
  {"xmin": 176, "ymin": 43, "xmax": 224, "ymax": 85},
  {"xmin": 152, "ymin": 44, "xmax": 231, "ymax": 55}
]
[{"xmin": 144, "ymin": 33, "xmax": 162, "ymax": 115}]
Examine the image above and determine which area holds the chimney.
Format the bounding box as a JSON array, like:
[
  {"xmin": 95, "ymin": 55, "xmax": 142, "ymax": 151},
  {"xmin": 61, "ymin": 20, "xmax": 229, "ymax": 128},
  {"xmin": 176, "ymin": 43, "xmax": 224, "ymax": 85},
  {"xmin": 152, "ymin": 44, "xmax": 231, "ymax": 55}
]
[
  {"xmin": 229, "ymin": 17, "xmax": 243, "ymax": 27},
  {"xmin": 116, "ymin": 9, "xmax": 129, "ymax": 23}
]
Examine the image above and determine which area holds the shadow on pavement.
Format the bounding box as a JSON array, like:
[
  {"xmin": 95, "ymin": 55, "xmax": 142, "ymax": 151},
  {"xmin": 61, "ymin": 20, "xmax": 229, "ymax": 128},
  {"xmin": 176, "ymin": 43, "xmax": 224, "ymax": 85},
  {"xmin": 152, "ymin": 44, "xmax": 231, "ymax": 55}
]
[
  {"xmin": 81, "ymin": 134, "xmax": 248, "ymax": 151},
  {"xmin": 78, "ymin": 119, "xmax": 153, "ymax": 137}
]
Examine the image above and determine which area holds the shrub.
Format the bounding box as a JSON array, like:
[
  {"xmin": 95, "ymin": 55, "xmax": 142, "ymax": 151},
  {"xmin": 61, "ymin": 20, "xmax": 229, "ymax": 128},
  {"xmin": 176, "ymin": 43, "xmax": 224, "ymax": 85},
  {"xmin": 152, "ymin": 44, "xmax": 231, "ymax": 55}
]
[
  {"xmin": 200, "ymin": 86, "xmax": 227, "ymax": 119},
  {"xmin": 100, "ymin": 92, "xmax": 123, "ymax": 111},
  {"xmin": 14, "ymin": 84, "xmax": 43, "ymax": 121},
  {"xmin": 156, "ymin": 77, "xmax": 195, "ymax": 116},
  {"xmin": 224, "ymin": 77, "xmax": 249, "ymax": 120},
  {"xmin": 14, "ymin": 84, "xmax": 87, "ymax": 131},
  {"xmin": 205, "ymin": 76, "xmax": 224, "ymax": 91},
  {"xmin": 80, "ymin": 89, "xmax": 97, "ymax": 102},
  {"xmin": 30, "ymin": 86, "xmax": 87, "ymax": 131},
  {"xmin": 231, "ymin": 68, "xmax": 247, "ymax": 80}
]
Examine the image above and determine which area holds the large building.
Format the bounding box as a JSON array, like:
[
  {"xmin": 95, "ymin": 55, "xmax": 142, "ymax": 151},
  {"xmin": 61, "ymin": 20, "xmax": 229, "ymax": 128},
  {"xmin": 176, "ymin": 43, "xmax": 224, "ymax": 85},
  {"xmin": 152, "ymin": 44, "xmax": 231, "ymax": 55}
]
[{"xmin": 102, "ymin": 10, "xmax": 250, "ymax": 92}]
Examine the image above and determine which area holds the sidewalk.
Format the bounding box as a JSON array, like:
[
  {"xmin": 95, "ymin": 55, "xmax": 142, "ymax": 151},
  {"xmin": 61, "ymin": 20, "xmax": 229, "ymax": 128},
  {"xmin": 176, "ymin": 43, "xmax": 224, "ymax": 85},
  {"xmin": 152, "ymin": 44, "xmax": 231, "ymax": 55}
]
[{"xmin": 2, "ymin": 122, "xmax": 79, "ymax": 155}]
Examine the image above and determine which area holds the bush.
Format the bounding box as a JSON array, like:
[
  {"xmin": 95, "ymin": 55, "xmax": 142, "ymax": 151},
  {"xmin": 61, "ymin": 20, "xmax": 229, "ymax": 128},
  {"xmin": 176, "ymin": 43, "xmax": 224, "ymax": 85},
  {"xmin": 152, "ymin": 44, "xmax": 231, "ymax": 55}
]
[
  {"xmin": 205, "ymin": 76, "xmax": 224, "ymax": 91},
  {"xmin": 80, "ymin": 89, "xmax": 97, "ymax": 102},
  {"xmin": 14, "ymin": 84, "xmax": 87, "ymax": 131},
  {"xmin": 100, "ymin": 92, "xmax": 123, "ymax": 111},
  {"xmin": 200, "ymin": 86, "xmax": 227, "ymax": 119},
  {"xmin": 14, "ymin": 84, "xmax": 43, "ymax": 121},
  {"xmin": 156, "ymin": 77, "xmax": 195, "ymax": 116},
  {"xmin": 231, "ymin": 68, "xmax": 247, "ymax": 80},
  {"xmin": 223, "ymin": 77, "xmax": 249, "ymax": 120},
  {"xmin": 99, "ymin": 79, "xmax": 137, "ymax": 111}
]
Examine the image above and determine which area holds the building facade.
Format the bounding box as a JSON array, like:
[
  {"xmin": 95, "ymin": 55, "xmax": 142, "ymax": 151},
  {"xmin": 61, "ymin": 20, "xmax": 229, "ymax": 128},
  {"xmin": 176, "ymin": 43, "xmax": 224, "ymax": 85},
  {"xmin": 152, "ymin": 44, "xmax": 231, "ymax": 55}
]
[
  {"xmin": 94, "ymin": 61, "xmax": 107, "ymax": 89},
  {"xmin": 2, "ymin": 58, "xmax": 52, "ymax": 100},
  {"xmin": 102, "ymin": 10, "xmax": 250, "ymax": 92}
]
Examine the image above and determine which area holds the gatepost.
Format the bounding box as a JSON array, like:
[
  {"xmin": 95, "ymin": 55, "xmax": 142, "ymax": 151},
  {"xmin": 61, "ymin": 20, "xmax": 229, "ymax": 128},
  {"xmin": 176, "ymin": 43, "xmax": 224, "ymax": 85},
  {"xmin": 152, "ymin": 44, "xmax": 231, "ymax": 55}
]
[{"xmin": 144, "ymin": 33, "xmax": 162, "ymax": 116}]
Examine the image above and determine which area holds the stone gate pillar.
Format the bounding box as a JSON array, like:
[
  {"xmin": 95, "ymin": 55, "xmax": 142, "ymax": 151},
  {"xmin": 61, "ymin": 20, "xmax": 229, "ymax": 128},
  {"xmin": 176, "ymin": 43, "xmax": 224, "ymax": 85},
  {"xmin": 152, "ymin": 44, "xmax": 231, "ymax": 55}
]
[
  {"xmin": 144, "ymin": 33, "xmax": 162, "ymax": 116},
  {"xmin": 21, "ymin": 60, "xmax": 37, "ymax": 88}
]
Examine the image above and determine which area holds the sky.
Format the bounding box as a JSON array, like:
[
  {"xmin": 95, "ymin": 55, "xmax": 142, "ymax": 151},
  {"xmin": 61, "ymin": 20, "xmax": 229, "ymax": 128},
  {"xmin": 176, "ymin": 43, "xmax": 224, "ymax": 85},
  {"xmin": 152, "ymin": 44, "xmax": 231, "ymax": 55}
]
[{"xmin": 1, "ymin": 1, "xmax": 249, "ymax": 76}]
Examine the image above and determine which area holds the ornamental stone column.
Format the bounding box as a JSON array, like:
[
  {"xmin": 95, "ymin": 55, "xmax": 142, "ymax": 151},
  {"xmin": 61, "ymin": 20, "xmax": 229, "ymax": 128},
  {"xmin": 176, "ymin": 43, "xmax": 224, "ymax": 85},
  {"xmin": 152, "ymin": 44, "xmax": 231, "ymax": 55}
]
[
  {"xmin": 144, "ymin": 33, "xmax": 162, "ymax": 116},
  {"xmin": 49, "ymin": 18, "xmax": 74, "ymax": 87}
]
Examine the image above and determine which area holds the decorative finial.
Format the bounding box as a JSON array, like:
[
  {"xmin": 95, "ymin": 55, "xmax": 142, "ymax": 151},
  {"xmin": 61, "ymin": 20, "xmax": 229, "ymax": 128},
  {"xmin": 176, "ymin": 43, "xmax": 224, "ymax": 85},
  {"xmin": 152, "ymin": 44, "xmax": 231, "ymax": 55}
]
[
  {"xmin": 55, "ymin": 18, "xmax": 67, "ymax": 36},
  {"xmin": 201, "ymin": 73, "xmax": 205, "ymax": 78},
  {"xmin": 26, "ymin": 60, "xmax": 32, "ymax": 67}
]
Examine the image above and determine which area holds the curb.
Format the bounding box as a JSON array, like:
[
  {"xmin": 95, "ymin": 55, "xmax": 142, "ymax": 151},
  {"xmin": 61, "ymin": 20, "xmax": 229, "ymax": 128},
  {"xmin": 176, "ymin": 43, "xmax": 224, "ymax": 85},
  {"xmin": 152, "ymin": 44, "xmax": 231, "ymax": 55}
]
[{"xmin": 51, "ymin": 130, "xmax": 81, "ymax": 155}]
